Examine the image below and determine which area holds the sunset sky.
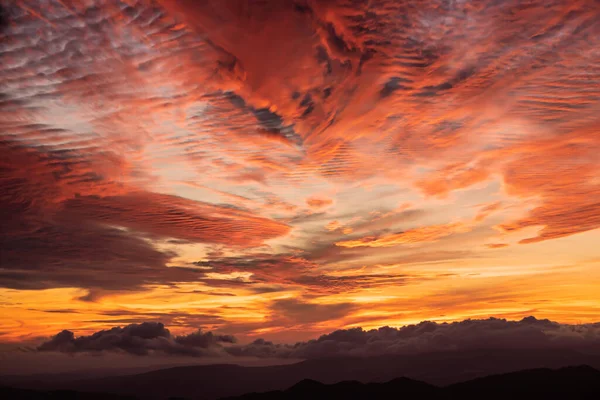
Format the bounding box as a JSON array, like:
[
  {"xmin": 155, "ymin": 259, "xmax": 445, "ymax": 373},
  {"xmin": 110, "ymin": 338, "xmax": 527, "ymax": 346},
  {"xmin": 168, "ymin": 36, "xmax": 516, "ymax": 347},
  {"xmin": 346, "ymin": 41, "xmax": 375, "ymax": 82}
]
[{"xmin": 1, "ymin": 0, "xmax": 600, "ymax": 353}]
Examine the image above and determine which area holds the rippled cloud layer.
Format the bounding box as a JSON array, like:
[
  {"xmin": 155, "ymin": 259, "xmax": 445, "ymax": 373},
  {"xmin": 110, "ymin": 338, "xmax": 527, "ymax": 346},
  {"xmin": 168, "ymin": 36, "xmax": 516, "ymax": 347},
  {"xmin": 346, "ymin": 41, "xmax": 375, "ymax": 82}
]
[{"xmin": 1, "ymin": 0, "xmax": 599, "ymax": 342}]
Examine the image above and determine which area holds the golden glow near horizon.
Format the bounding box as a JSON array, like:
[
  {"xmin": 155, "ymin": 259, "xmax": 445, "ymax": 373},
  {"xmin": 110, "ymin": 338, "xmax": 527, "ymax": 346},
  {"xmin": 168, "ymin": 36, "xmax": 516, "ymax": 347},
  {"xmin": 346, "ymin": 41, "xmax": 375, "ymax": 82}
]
[{"xmin": 1, "ymin": 0, "xmax": 600, "ymax": 344}]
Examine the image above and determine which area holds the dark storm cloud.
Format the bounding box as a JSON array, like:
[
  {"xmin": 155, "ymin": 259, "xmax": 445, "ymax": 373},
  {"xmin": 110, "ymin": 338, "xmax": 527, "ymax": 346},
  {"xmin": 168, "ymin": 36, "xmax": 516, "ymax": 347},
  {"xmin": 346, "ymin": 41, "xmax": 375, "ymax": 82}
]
[
  {"xmin": 176, "ymin": 330, "xmax": 236, "ymax": 347},
  {"xmin": 37, "ymin": 317, "xmax": 600, "ymax": 358},
  {"xmin": 37, "ymin": 322, "xmax": 235, "ymax": 357},
  {"xmin": 226, "ymin": 317, "xmax": 600, "ymax": 359}
]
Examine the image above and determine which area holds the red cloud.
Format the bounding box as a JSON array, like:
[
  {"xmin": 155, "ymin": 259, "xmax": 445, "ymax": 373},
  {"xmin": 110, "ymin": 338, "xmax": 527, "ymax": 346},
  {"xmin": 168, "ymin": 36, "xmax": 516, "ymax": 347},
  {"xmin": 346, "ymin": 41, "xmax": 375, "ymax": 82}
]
[
  {"xmin": 66, "ymin": 192, "xmax": 289, "ymax": 247},
  {"xmin": 2, "ymin": 0, "xmax": 600, "ymax": 327},
  {"xmin": 0, "ymin": 139, "xmax": 289, "ymax": 292}
]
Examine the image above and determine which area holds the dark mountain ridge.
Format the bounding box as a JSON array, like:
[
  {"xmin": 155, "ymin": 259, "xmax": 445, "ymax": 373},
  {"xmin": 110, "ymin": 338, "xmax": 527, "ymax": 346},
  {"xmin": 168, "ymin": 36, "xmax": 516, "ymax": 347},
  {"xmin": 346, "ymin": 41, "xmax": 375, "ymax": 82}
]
[
  {"xmin": 223, "ymin": 365, "xmax": 600, "ymax": 400},
  {"xmin": 2, "ymin": 365, "xmax": 600, "ymax": 400},
  {"xmin": 2, "ymin": 348, "xmax": 600, "ymax": 399}
]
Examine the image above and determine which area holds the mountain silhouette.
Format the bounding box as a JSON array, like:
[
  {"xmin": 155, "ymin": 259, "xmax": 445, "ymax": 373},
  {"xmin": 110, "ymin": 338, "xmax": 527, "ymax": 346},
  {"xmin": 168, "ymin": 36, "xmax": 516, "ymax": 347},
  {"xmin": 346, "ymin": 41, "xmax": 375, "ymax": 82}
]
[
  {"xmin": 2, "ymin": 349, "xmax": 600, "ymax": 399},
  {"xmin": 224, "ymin": 365, "xmax": 600, "ymax": 400},
  {"xmin": 3, "ymin": 365, "xmax": 599, "ymax": 400},
  {"xmin": 446, "ymin": 365, "xmax": 600, "ymax": 399},
  {"xmin": 0, "ymin": 386, "xmax": 135, "ymax": 400},
  {"xmin": 225, "ymin": 376, "xmax": 442, "ymax": 400}
]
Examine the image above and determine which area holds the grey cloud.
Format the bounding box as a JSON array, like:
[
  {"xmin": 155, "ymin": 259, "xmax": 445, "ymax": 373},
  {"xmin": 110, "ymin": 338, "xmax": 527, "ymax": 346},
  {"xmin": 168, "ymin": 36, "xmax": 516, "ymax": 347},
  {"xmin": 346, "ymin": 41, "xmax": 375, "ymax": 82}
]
[
  {"xmin": 225, "ymin": 317, "xmax": 600, "ymax": 359},
  {"xmin": 37, "ymin": 317, "xmax": 600, "ymax": 359},
  {"xmin": 175, "ymin": 330, "xmax": 236, "ymax": 347},
  {"xmin": 37, "ymin": 322, "xmax": 235, "ymax": 357}
]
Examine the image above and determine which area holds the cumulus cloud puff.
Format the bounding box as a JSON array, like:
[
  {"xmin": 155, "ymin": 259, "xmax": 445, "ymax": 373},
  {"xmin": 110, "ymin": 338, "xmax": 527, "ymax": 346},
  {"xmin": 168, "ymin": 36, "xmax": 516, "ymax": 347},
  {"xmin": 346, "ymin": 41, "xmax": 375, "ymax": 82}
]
[
  {"xmin": 37, "ymin": 322, "xmax": 236, "ymax": 357},
  {"xmin": 37, "ymin": 317, "xmax": 600, "ymax": 358}
]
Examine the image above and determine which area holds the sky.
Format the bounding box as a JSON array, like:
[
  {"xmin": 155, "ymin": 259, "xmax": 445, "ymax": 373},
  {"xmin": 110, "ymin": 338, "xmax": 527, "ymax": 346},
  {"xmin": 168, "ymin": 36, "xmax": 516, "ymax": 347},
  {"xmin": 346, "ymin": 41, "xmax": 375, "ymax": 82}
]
[{"xmin": 1, "ymin": 0, "xmax": 600, "ymax": 356}]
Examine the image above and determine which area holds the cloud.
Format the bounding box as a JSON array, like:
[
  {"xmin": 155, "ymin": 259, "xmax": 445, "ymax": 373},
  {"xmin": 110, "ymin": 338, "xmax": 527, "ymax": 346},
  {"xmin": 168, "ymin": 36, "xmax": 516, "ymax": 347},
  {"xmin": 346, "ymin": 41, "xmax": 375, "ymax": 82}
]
[
  {"xmin": 306, "ymin": 197, "xmax": 334, "ymax": 209},
  {"xmin": 226, "ymin": 317, "xmax": 600, "ymax": 359},
  {"xmin": 37, "ymin": 317, "xmax": 600, "ymax": 359},
  {"xmin": 486, "ymin": 243, "xmax": 509, "ymax": 249},
  {"xmin": 37, "ymin": 322, "xmax": 235, "ymax": 357},
  {"xmin": 0, "ymin": 140, "xmax": 288, "ymax": 292},
  {"xmin": 200, "ymin": 252, "xmax": 412, "ymax": 294},
  {"xmin": 3, "ymin": 0, "xmax": 600, "ymax": 255},
  {"xmin": 475, "ymin": 202, "xmax": 504, "ymax": 222},
  {"xmin": 2, "ymin": 0, "xmax": 600, "ymax": 342},
  {"xmin": 200, "ymin": 253, "xmax": 317, "ymax": 286},
  {"xmin": 416, "ymin": 162, "xmax": 492, "ymax": 199},
  {"xmin": 335, "ymin": 222, "xmax": 472, "ymax": 248},
  {"xmin": 268, "ymin": 298, "xmax": 358, "ymax": 324},
  {"xmin": 492, "ymin": 129, "xmax": 600, "ymax": 243},
  {"xmin": 325, "ymin": 220, "xmax": 354, "ymax": 235},
  {"xmin": 65, "ymin": 191, "xmax": 290, "ymax": 247},
  {"xmin": 325, "ymin": 220, "xmax": 343, "ymax": 231},
  {"xmin": 0, "ymin": 145, "xmax": 174, "ymax": 292}
]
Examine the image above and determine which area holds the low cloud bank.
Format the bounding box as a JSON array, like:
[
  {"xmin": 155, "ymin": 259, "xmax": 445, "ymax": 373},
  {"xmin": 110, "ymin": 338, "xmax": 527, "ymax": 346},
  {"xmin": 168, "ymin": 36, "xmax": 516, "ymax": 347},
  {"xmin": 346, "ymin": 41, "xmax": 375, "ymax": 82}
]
[
  {"xmin": 37, "ymin": 322, "xmax": 235, "ymax": 357},
  {"xmin": 37, "ymin": 317, "xmax": 600, "ymax": 358}
]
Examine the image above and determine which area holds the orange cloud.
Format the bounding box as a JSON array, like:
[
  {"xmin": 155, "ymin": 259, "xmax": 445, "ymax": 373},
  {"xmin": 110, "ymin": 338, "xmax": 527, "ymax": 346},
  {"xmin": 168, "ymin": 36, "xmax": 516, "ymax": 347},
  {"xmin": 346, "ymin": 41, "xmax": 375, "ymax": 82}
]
[
  {"xmin": 325, "ymin": 220, "xmax": 342, "ymax": 231},
  {"xmin": 325, "ymin": 220, "xmax": 353, "ymax": 234},
  {"xmin": 306, "ymin": 196, "xmax": 333, "ymax": 209},
  {"xmin": 417, "ymin": 162, "xmax": 492, "ymax": 198},
  {"xmin": 0, "ymin": 139, "xmax": 289, "ymax": 294},
  {"xmin": 2, "ymin": 0, "xmax": 600, "ymax": 344},
  {"xmin": 335, "ymin": 222, "xmax": 472, "ymax": 248},
  {"xmin": 66, "ymin": 192, "xmax": 290, "ymax": 247},
  {"xmin": 486, "ymin": 243, "xmax": 509, "ymax": 249},
  {"xmin": 475, "ymin": 201, "xmax": 504, "ymax": 222},
  {"xmin": 496, "ymin": 129, "xmax": 600, "ymax": 243}
]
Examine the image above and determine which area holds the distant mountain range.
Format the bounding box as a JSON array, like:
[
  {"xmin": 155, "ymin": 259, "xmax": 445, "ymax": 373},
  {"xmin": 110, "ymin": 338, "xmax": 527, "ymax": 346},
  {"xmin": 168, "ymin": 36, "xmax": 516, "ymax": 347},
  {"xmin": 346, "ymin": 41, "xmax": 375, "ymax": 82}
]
[
  {"xmin": 223, "ymin": 365, "xmax": 600, "ymax": 400},
  {"xmin": 3, "ymin": 365, "xmax": 600, "ymax": 400},
  {"xmin": 2, "ymin": 349, "xmax": 600, "ymax": 399}
]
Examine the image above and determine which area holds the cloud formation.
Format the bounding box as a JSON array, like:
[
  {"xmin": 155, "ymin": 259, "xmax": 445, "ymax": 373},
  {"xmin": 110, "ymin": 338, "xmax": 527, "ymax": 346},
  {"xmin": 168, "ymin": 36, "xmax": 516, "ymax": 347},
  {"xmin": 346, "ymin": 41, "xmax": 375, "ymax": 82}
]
[
  {"xmin": 227, "ymin": 317, "xmax": 600, "ymax": 359},
  {"xmin": 37, "ymin": 317, "xmax": 600, "ymax": 359},
  {"xmin": 0, "ymin": 140, "xmax": 289, "ymax": 292},
  {"xmin": 1, "ymin": 0, "xmax": 600, "ymax": 340},
  {"xmin": 37, "ymin": 322, "xmax": 235, "ymax": 357},
  {"xmin": 335, "ymin": 222, "xmax": 472, "ymax": 248},
  {"xmin": 268, "ymin": 298, "xmax": 358, "ymax": 324},
  {"xmin": 306, "ymin": 197, "xmax": 334, "ymax": 209}
]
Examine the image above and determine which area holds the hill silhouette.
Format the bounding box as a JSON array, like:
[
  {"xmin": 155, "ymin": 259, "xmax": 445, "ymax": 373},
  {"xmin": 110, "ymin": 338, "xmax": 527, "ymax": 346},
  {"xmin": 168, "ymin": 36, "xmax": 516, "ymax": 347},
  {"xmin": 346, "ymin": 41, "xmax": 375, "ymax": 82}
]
[
  {"xmin": 2, "ymin": 365, "xmax": 599, "ymax": 400},
  {"xmin": 0, "ymin": 386, "xmax": 135, "ymax": 400},
  {"xmin": 447, "ymin": 365, "xmax": 600, "ymax": 399},
  {"xmin": 2, "ymin": 349, "xmax": 600, "ymax": 399},
  {"xmin": 223, "ymin": 365, "xmax": 600, "ymax": 400}
]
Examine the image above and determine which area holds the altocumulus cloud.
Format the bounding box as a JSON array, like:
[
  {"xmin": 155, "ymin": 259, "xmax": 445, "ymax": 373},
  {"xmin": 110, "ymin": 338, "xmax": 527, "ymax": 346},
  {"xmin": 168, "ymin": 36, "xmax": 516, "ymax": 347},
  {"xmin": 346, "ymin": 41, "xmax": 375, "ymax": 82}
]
[{"xmin": 37, "ymin": 317, "xmax": 600, "ymax": 358}]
